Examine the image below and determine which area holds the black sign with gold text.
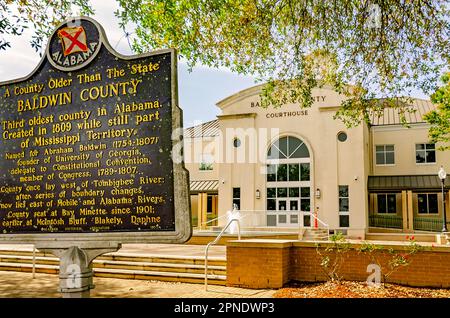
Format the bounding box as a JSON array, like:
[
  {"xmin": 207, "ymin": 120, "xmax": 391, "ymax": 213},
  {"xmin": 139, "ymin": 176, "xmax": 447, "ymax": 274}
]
[{"xmin": 0, "ymin": 18, "xmax": 185, "ymax": 236}]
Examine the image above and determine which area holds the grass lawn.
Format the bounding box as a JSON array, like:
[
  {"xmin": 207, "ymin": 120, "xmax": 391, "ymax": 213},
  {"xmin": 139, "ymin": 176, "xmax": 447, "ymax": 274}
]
[{"xmin": 274, "ymin": 281, "xmax": 450, "ymax": 298}]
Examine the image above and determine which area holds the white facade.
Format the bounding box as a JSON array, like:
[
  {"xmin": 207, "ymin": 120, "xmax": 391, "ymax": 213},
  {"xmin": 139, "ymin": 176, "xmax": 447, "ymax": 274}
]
[{"xmin": 184, "ymin": 85, "xmax": 450, "ymax": 238}]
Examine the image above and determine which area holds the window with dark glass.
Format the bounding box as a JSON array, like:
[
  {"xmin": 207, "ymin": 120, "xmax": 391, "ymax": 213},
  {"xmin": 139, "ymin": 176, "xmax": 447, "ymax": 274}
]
[
  {"xmin": 377, "ymin": 194, "xmax": 397, "ymax": 214},
  {"xmin": 267, "ymin": 136, "xmax": 310, "ymax": 159},
  {"xmin": 416, "ymin": 143, "xmax": 436, "ymax": 164},
  {"xmin": 232, "ymin": 187, "xmax": 240, "ymax": 209},
  {"xmin": 339, "ymin": 215, "xmax": 349, "ymax": 227},
  {"xmin": 300, "ymin": 187, "xmax": 310, "ymax": 212},
  {"xmin": 417, "ymin": 193, "xmax": 438, "ymax": 214},
  {"xmin": 339, "ymin": 186, "xmax": 349, "ymax": 212},
  {"xmin": 266, "ymin": 164, "xmax": 276, "ymax": 182},
  {"xmin": 277, "ymin": 164, "xmax": 288, "ymax": 181},
  {"xmin": 267, "ymin": 187, "xmax": 276, "ymax": 210},
  {"xmin": 375, "ymin": 145, "xmax": 395, "ymax": 165},
  {"xmin": 300, "ymin": 163, "xmax": 310, "ymax": 181},
  {"xmin": 277, "ymin": 188, "xmax": 288, "ymax": 197},
  {"xmin": 207, "ymin": 195, "xmax": 213, "ymax": 214},
  {"xmin": 339, "ymin": 185, "xmax": 349, "ymax": 227},
  {"xmin": 288, "ymin": 164, "xmax": 299, "ymax": 181}
]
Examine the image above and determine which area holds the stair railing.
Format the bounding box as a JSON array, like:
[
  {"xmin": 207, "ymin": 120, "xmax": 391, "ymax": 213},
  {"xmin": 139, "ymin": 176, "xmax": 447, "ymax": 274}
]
[
  {"xmin": 204, "ymin": 215, "xmax": 241, "ymax": 291},
  {"xmin": 308, "ymin": 212, "xmax": 330, "ymax": 240}
]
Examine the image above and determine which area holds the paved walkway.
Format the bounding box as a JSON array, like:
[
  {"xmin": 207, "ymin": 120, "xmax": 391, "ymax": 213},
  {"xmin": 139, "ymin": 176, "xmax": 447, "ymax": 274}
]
[{"xmin": 0, "ymin": 271, "xmax": 275, "ymax": 298}]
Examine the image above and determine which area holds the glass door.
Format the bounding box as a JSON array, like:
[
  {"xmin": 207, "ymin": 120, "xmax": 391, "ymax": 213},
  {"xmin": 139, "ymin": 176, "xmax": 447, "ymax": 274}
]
[{"xmin": 288, "ymin": 199, "xmax": 299, "ymax": 225}]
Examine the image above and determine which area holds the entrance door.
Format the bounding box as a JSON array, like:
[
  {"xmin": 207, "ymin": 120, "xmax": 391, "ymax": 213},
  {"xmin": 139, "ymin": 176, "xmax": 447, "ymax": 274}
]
[
  {"xmin": 288, "ymin": 199, "xmax": 300, "ymax": 225},
  {"xmin": 276, "ymin": 198, "xmax": 288, "ymax": 225},
  {"xmin": 271, "ymin": 198, "xmax": 300, "ymax": 226}
]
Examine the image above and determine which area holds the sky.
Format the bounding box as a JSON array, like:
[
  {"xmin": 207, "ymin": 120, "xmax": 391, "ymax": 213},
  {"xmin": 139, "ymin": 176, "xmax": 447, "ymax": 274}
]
[{"xmin": 0, "ymin": 0, "xmax": 256, "ymax": 128}]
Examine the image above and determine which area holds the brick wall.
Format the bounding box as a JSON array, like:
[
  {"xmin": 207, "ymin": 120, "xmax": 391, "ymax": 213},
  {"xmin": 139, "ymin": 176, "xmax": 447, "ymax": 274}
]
[
  {"xmin": 227, "ymin": 240, "xmax": 450, "ymax": 289},
  {"xmin": 226, "ymin": 241, "xmax": 291, "ymax": 289}
]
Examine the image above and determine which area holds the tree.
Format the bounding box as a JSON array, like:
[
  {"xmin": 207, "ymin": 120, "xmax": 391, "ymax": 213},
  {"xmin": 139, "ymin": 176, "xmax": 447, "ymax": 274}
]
[
  {"xmin": 116, "ymin": 0, "xmax": 450, "ymax": 128},
  {"xmin": 0, "ymin": 0, "xmax": 93, "ymax": 54},
  {"xmin": 424, "ymin": 72, "xmax": 450, "ymax": 150},
  {"xmin": 1, "ymin": 1, "xmax": 449, "ymax": 132}
]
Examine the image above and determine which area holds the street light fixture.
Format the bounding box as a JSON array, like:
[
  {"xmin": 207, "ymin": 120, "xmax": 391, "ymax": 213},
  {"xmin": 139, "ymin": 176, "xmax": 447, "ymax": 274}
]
[{"xmin": 438, "ymin": 166, "xmax": 447, "ymax": 232}]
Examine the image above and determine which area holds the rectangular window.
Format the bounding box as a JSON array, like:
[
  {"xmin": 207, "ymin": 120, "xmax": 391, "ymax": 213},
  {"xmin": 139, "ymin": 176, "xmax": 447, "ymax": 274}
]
[
  {"xmin": 266, "ymin": 164, "xmax": 276, "ymax": 182},
  {"xmin": 277, "ymin": 164, "xmax": 288, "ymax": 181},
  {"xmin": 199, "ymin": 154, "xmax": 214, "ymax": 170},
  {"xmin": 339, "ymin": 185, "xmax": 349, "ymax": 227},
  {"xmin": 267, "ymin": 187, "xmax": 308, "ymax": 211},
  {"xmin": 232, "ymin": 187, "xmax": 240, "ymax": 210},
  {"xmin": 288, "ymin": 164, "xmax": 299, "ymax": 181},
  {"xmin": 415, "ymin": 143, "xmax": 436, "ymax": 164},
  {"xmin": 417, "ymin": 193, "xmax": 438, "ymax": 214},
  {"xmin": 300, "ymin": 187, "xmax": 310, "ymax": 212},
  {"xmin": 339, "ymin": 186, "xmax": 349, "ymax": 212},
  {"xmin": 375, "ymin": 145, "xmax": 395, "ymax": 165},
  {"xmin": 377, "ymin": 194, "xmax": 397, "ymax": 214},
  {"xmin": 300, "ymin": 163, "xmax": 310, "ymax": 181},
  {"xmin": 267, "ymin": 163, "xmax": 309, "ymax": 182}
]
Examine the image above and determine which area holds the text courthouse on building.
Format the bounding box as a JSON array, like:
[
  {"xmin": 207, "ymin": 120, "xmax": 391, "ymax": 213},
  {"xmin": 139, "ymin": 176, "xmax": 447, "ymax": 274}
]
[{"xmin": 184, "ymin": 84, "xmax": 450, "ymax": 238}]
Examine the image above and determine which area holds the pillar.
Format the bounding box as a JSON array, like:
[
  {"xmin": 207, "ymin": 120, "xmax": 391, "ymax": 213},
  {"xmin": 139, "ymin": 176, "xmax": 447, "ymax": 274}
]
[
  {"xmin": 212, "ymin": 195, "xmax": 218, "ymax": 226},
  {"xmin": 401, "ymin": 190, "xmax": 408, "ymax": 231},
  {"xmin": 201, "ymin": 193, "xmax": 208, "ymax": 228},
  {"xmin": 407, "ymin": 190, "xmax": 414, "ymax": 231},
  {"xmin": 197, "ymin": 193, "xmax": 208, "ymax": 229},
  {"xmin": 197, "ymin": 193, "xmax": 203, "ymax": 229}
]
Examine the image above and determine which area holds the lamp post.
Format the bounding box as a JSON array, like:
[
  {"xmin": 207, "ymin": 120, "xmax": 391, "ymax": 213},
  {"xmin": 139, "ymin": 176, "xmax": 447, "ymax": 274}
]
[{"xmin": 438, "ymin": 166, "xmax": 447, "ymax": 232}]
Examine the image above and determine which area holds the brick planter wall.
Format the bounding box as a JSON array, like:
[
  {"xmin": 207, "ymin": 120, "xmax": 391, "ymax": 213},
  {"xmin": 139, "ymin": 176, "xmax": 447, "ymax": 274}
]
[
  {"xmin": 226, "ymin": 241, "xmax": 291, "ymax": 289},
  {"xmin": 227, "ymin": 240, "xmax": 450, "ymax": 289}
]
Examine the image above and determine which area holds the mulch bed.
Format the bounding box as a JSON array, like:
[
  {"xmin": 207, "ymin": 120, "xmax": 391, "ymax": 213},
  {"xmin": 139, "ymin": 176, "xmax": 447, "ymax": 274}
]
[{"xmin": 274, "ymin": 281, "xmax": 450, "ymax": 298}]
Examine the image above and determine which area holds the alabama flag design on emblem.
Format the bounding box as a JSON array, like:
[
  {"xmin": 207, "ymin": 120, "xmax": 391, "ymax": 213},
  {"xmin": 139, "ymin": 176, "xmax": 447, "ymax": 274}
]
[{"xmin": 57, "ymin": 26, "xmax": 88, "ymax": 56}]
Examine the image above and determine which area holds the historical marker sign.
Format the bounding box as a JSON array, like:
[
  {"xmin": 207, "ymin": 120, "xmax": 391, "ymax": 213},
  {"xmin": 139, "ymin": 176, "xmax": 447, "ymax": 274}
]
[{"xmin": 0, "ymin": 17, "xmax": 191, "ymax": 245}]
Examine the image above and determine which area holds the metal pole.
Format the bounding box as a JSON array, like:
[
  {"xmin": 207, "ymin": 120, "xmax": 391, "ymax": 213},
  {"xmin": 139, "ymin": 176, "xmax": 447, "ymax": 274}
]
[{"xmin": 442, "ymin": 179, "xmax": 448, "ymax": 232}]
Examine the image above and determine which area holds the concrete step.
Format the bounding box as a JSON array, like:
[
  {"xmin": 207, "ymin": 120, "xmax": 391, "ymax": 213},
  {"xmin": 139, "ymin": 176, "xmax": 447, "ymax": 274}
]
[
  {"xmin": 94, "ymin": 268, "xmax": 226, "ymax": 285},
  {"xmin": 302, "ymin": 228, "xmax": 329, "ymax": 241},
  {"xmin": 0, "ymin": 262, "xmax": 226, "ymax": 285},
  {"xmin": 93, "ymin": 259, "xmax": 226, "ymax": 275},
  {"xmin": 97, "ymin": 253, "xmax": 226, "ymax": 267},
  {"xmin": 0, "ymin": 254, "xmax": 226, "ymax": 275},
  {"xmin": 0, "ymin": 249, "xmax": 227, "ymax": 266}
]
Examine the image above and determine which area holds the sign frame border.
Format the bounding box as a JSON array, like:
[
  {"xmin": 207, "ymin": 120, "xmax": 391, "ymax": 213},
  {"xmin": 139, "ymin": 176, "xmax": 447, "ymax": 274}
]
[{"xmin": 0, "ymin": 17, "xmax": 192, "ymax": 247}]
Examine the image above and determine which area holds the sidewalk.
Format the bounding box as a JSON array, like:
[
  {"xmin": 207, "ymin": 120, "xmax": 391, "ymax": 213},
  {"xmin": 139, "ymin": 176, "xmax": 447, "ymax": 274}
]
[{"xmin": 0, "ymin": 271, "xmax": 275, "ymax": 298}]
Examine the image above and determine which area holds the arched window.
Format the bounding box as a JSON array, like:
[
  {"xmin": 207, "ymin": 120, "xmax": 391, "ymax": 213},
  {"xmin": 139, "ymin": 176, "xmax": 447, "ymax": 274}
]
[
  {"xmin": 267, "ymin": 136, "xmax": 309, "ymax": 159},
  {"xmin": 266, "ymin": 136, "xmax": 312, "ymax": 228}
]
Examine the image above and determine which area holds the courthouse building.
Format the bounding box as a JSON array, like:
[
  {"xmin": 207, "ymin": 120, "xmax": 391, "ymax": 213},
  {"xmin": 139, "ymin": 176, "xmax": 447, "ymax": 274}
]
[{"xmin": 183, "ymin": 84, "xmax": 450, "ymax": 238}]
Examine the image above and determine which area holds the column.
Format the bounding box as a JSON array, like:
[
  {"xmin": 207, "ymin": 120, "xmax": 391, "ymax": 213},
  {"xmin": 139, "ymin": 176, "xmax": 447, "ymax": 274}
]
[
  {"xmin": 401, "ymin": 190, "xmax": 408, "ymax": 231},
  {"xmin": 201, "ymin": 193, "xmax": 208, "ymax": 228},
  {"xmin": 197, "ymin": 193, "xmax": 203, "ymax": 229},
  {"xmin": 212, "ymin": 195, "xmax": 218, "ymax": 226},
  {"xmin": 407, "ymin": 190, "xmax": 414, "ymax": 231},
  {"xmin": 197, "ymin": 193, "xmax": 208, "ymax": 229}
]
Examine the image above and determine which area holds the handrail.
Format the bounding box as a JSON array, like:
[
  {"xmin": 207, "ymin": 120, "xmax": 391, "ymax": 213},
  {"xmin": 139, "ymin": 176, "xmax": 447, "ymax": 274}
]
[
  {"xmin": 204, "ymin": 217, "xmax": 241, "ymax": 291},
  {"xmin": 308, "ymin": 212, "xmax": 330, "ymax": 240},
  {"xmin": 198, "ymin": 214, "xmax": 229, "ymax": 226}
]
